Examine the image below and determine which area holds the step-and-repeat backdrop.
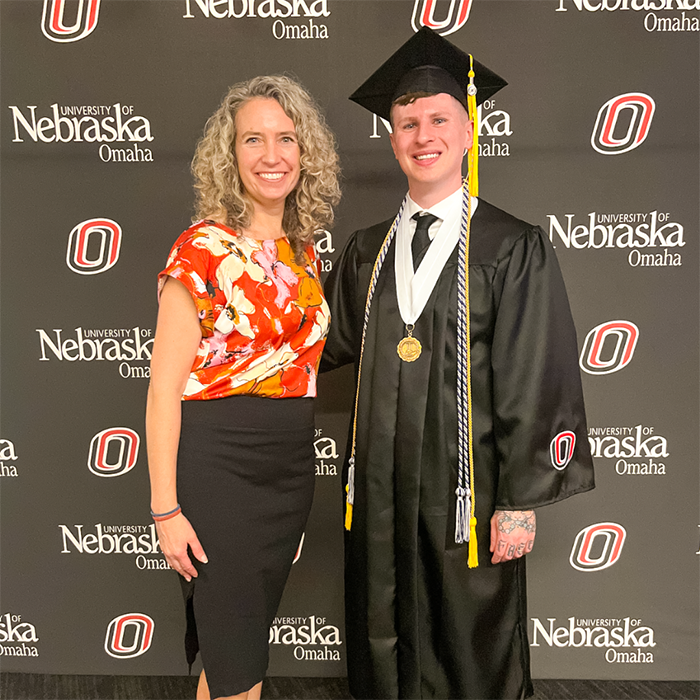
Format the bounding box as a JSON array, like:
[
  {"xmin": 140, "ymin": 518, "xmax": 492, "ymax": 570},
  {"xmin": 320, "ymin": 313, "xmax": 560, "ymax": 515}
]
[{"xmin": 1, "ymin": 0, "xmax": 698, "ymax": 683}]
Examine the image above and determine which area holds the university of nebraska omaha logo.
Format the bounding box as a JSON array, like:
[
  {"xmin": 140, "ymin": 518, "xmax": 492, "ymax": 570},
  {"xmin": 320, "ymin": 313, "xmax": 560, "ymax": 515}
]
[
  {"xmin": 550, "ymin": 431, "xmax": 576, "ymax": 470},
  {"xmin": 579, "ymin": 320, "xmax": 639, "ymax": 375},
  {"xmin": 570, "ymin": 523, "xmax": 626, "ymax": 572},
  {"xmin": 591, "ymin": 93, "xmax": 655, "ymax": 155},
  {"xmin": 104, "ymin": 613, "xmax": 154, "ymax": 658},
  {"xmin": 412, "ymin": 0, "xmax": 473, "ymax": 35},
  {"xmin": 66, "ymin": 219, "xmax": 122, "ymax": 275},
  {"xmin": 42, "ymin": 0, "xmax": 101, "ymax": 43},
  {"xmin": 88, "ymin": 428, "xmax": 140, "ymax": 478}
]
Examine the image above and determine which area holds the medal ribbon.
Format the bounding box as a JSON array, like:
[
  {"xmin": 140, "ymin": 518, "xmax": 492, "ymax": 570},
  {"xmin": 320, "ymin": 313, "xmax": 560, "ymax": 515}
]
[{"xmin": 395, "ymin": 196, "xmax": 463, "ymax": 330}]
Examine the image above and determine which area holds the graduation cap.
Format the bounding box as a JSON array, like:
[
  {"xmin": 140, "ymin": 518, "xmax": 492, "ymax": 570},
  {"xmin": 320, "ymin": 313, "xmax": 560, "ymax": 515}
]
[
  {"xmin": 349, "ymin": 26, "xmax": 507, "ymax": 122},
  {"xmin": 349, "ymin": 26, "xmax": 507, "ymax": 198}
]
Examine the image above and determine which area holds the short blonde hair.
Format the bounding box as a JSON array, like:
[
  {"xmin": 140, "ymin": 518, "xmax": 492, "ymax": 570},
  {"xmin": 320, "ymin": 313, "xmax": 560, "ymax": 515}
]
[{"xmin": 191, "ymin": 75, "xmax": 341, "ymax": 260}]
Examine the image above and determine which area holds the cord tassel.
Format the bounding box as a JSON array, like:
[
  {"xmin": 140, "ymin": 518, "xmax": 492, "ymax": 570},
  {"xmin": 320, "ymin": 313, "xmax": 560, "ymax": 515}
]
[
  {"xmin": 344, "ymin": 501, "xmax": 353, "ymax": 531},
  {"xmin": 467, "ymin": 517, "xmax": 479, "ymax": 568},
  {"xmin": 455, "ymin": 487, "xmax": 470, "ymax": 543},
  {"xmin": 345, "ymin": 459, "xmax": 355, "ymax": 531}
]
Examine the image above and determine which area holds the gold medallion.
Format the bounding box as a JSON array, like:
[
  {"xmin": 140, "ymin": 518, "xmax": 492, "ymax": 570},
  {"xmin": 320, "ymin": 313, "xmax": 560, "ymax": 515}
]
[{"xmin": 397, "ymin": 335, "xmax": 422, "ymax": 362}]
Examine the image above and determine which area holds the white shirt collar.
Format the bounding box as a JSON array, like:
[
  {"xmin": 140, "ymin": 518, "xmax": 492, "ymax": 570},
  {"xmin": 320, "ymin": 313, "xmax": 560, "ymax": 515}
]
[{"xmin": 405, "ymin": 187, "xmax": 467, "ymax": 239}]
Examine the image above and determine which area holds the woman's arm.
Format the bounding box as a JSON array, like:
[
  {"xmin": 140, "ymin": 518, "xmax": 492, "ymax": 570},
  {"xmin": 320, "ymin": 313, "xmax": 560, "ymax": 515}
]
[{"xmin": 146, "ymin": 276, "xmax": 207, "ymax": 581}]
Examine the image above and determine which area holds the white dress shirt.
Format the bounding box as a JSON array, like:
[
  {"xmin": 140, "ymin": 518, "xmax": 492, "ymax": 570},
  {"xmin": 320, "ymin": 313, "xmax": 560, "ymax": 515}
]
[{"xmin": 394, "ymin": 188, "xmax": 479, "ymax": 326}]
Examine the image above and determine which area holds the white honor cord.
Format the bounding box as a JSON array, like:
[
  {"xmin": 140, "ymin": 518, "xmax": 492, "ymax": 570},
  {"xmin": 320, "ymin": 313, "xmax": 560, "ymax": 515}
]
[{"xmin": 455, "ymin": 185, "xmax": 475, "ymax": 545}]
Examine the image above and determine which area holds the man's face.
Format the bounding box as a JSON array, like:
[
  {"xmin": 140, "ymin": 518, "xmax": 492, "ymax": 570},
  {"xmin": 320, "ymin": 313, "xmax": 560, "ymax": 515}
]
[{"xmin": 389, "ymin": 93, "xmax": 473, "ymax": 205}]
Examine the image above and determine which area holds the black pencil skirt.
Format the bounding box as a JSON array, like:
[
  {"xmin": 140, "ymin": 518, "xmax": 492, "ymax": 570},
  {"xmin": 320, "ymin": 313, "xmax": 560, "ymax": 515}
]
[{"xmin": 176, "ymin": 395, "xmax": 316, "ymax": 699}]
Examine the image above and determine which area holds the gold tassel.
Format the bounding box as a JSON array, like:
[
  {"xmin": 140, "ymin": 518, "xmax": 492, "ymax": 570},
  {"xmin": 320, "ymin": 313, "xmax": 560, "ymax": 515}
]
[
  {"xmin": 345, "ymin": 502, "xmax": 353, "ymax": 531},
  {"xmin": 467, "ymin": 517, "xmax": 479, "ymax": 568},
  {"xmin": 345, "ymin": 478, "xmax": 353, "ymax": 530},
  {"xmin": 467, "ymin": 57, "xmax": 479, "ymax": 198}
]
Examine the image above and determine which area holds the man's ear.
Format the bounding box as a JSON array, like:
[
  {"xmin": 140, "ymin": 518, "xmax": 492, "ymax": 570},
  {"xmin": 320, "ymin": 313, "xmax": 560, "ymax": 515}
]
[{"xmin": 464, "ymin": 118, "xmax": 474, "ymax": 152}]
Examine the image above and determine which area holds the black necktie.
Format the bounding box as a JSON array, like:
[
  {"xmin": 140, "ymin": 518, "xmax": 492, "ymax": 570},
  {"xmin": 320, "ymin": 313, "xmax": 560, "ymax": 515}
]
[{"xmin": 411, "ymin": 212, "xmax": 438, "ymax": 271}]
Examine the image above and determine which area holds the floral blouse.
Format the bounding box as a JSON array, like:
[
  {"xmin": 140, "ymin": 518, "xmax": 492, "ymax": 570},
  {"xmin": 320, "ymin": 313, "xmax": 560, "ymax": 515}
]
[{"xmin": 158, "ymin": 220, "xmax": 330, "ymax": 400}]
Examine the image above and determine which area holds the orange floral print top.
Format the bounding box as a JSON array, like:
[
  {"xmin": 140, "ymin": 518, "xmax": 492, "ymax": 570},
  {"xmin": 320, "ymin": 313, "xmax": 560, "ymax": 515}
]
[{"xmin": 158, "ymin": 220, "xmax": 330, "ymax": 401}]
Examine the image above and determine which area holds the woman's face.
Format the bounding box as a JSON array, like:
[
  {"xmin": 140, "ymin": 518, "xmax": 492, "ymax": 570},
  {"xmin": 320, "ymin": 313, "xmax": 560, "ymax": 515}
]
[{"xmin": 234, "ymin": 97, "xmax": 301, "ymax": 215}]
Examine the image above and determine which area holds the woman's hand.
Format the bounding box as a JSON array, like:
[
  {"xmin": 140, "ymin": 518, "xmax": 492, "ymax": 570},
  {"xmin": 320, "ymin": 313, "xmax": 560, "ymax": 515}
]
[{"xmin": 156, "ymin": 514, "xmax": 208, "ymax": 582}]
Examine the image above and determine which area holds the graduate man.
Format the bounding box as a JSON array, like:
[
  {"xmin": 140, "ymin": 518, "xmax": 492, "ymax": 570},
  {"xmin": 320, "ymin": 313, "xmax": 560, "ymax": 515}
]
[{"xmin": 321, "ymin": 27, "xmax": 595, "ymax": 700}]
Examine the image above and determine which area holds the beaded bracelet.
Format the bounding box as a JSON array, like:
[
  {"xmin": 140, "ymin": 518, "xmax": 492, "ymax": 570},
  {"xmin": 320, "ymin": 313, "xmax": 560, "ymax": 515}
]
[{"xmin": 150, "ymin": 504, "xmax": 182, "ymax": 522}]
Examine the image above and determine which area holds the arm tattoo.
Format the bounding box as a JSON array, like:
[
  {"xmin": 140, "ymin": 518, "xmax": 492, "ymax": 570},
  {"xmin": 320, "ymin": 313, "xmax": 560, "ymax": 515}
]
[{"xmin": 496, "ymin": 511, "xmax": 536, "ymax": 534}]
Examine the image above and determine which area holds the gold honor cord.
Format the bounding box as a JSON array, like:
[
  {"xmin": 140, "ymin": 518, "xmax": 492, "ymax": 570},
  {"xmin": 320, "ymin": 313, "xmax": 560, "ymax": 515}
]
[
  {"xmin": 458, "ymin": 54, "xmax": 478, "ymax": 566},
  {"xmin": 345, "ymin": 201, "xmax": 406, "ymax": 531}
]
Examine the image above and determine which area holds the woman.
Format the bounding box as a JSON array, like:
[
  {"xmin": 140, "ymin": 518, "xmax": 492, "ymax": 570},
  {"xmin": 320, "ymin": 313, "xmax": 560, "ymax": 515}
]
[{"xmin": 146, "ymin": 75, "xmax": 340, "ymax": 700}]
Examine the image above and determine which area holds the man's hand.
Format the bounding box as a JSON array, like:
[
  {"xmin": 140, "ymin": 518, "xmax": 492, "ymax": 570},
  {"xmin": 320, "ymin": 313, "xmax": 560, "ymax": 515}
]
[{"xmin": 490, "ymin": 510, "xmax": 536, "ymax": 564}]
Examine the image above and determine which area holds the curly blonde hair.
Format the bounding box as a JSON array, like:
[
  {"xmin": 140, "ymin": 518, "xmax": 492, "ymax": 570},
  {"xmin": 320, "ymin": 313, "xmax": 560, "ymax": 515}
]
[{"xmin": 191, "ymin": 75, "xmax": 341, "ymax": 261}]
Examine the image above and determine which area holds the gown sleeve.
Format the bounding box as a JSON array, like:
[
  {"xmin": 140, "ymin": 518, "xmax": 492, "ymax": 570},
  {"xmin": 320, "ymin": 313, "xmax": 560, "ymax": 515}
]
[
  {"xmin": 320, "ymin": 232, "xmax": 362, "ymax": 372},
  {"xmin": 490, "ymin": 227, "xmax": 595, "ymax": 509}
]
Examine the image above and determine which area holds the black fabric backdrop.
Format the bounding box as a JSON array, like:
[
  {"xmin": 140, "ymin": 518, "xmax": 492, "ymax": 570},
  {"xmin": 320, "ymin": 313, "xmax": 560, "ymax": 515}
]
[{"xmin": 1, "ymin": 0, "xmax": 698, "ymax": 682}]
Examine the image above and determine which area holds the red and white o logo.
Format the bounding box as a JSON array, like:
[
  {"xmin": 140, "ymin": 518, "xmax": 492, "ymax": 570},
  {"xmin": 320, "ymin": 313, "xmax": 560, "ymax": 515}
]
[
  {"xmin": 570, "ymin": 523, "xmax": 626, "ymax": 572},
  {"xmin": 66, "ymin": 218, "xmax": 122, "ymax": 275},
  {"xmin": 105, "ymin": 613, "xmax": 154, "ymax": 659},
  {"xmin": 88, "ymin": 428, "xmax": 140, "ymax": 478},
  {"xmin": 411, "ymin": 0, "xmax": 473, "ymax": 36},
  {"xmin": 550, "ymin": 431, "xmax": 576, "ymax": 470},
  {"xmin": 579, "ymin": 320, "xmax": 639, "ymax": 375},
  {"xmin": 42, "ymin": 0, "xmax": 101, "ymax": 43},
  {"xmin": 591, "ymin": 93, "xmax": 655, "ymax": 155}
]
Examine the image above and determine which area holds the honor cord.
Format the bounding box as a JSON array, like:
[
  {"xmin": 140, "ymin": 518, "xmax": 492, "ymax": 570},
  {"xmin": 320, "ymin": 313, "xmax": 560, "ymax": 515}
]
[
  {"xmin": 345, "ymin": 198, "xmax": 406, "ymax": 530},
  {"xmin": 455, "ymin": 180, "xmax": 478, "ymax": 567}
]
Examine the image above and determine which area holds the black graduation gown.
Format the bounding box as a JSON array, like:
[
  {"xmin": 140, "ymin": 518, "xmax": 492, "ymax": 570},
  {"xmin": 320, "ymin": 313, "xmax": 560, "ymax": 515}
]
[{"xmin": 321, "ymin": 199, "xmax": 595, "ymax": 700}]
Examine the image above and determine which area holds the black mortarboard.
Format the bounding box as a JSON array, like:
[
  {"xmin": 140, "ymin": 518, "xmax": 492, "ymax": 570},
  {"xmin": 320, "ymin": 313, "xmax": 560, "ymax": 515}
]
[{"xmin": 349, "ymin": 26, "xmax": 507, "ymax": 122}]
